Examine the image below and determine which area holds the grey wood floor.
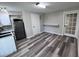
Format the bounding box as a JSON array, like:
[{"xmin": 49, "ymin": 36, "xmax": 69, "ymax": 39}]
[{"xmin": 8, "ymin": 32, "xmax": 78, "ymax": 57}]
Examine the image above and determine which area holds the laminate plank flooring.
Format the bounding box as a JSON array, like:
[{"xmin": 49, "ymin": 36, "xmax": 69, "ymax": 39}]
[{"xmin": 8, "ymin": 32, "xmax": 78, "ymax": 57}]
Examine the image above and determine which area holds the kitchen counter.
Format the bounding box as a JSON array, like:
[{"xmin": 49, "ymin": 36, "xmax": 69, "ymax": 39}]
[{"xmin": 0, "ymin": 29, "xmax": 15, "ymax": 37}]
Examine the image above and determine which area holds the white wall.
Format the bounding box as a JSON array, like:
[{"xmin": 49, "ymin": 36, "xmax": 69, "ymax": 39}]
[
  {"xmin": 22, "ymin": 11, "xmax": 64, "ymax": 37},
  {"xmin": 22, "ymin": 11, "xmax": 33, "ymax": 37},
  {"xmin": 43, "ymin": 12, "xmax": 63, "ymax": 35}
]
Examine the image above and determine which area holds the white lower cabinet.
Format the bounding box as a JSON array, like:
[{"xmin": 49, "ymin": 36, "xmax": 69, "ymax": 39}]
[{"xmin": 0, "ymin": 35, "xmax": 17, "ymax": 57}]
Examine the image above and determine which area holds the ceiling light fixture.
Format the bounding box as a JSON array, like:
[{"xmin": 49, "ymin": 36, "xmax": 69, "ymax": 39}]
[{"xmin": 34, "ymin": 2, "xmax": 46, "ymax": 8}]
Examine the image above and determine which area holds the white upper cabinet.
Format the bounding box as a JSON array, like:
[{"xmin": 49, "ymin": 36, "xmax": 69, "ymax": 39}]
[{"xmin": 0, "ymin": 11, "xmax": 11, "ymax": 26}]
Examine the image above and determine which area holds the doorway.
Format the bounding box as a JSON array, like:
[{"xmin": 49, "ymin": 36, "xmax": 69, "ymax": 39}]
[{"xmin": 64, "ymin": 13, "xmax": 77, "ymax": 37}]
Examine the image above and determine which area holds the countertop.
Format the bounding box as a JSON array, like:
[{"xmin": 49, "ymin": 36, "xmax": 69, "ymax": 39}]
[
  {"xmin": 0, "ymin": 29, "xmax": 14, "ymax": 34},
  {"xmin": 0, "ymin": 29, "xmax": 15, "ymax": 38}
]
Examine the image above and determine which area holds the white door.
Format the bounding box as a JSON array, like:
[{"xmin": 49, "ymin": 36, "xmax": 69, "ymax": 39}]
[
  {"xmin": 31, "ymin": 14, "xmax": 40, "ymax": 35},
  {"xmin": 64, "ymin": 12, "xmax": 77, "ymax": 37}
]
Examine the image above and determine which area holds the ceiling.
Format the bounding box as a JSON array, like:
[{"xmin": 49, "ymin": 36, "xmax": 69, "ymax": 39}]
[{"xmin": 0, "ymin": 2, "xmax": 79, "ymax": 13}]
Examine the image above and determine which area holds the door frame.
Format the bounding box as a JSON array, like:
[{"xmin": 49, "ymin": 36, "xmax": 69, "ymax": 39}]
[{"xmin": 63, "ymin": 10, "xmax": 79, "ymax": 37}]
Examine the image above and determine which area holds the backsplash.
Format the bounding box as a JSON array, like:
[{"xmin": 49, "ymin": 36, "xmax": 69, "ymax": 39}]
[
  {"xmin": 0, "ymin": 25, "xmax": 12, "ymax": 32},
  {"xmin": 2, "ymin": 25, "xmax": 12, "ymax": 30}
]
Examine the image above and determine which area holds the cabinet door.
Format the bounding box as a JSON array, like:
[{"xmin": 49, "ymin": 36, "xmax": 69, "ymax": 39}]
[
  {"xmin": 0, "ymin": 35, "xmax": 17, "ymax": 57},
  {"xmin": 0, "ymin": 11, "xmax": 11, "ymax": 26},
  {"xmin": 31, "ymin": 14, "xmax": 40, "ymax": 35}
]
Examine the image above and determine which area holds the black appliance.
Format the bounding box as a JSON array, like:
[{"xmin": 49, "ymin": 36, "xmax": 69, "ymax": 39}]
[{"xmin": 13, "ymin": 19, "xmax": 26, "ymax": 40}]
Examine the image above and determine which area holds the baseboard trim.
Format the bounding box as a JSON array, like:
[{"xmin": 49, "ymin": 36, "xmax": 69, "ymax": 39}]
[
  {"xmin": 27, "ymin": 32, "xmax": 43, "ymax": 39},
  {"xmin": 44, "ymin": 31, "xmax": 63, "ymax": 35}
]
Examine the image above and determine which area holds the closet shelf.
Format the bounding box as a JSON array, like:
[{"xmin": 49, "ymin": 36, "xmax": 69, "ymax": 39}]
[{"xmin": 43, "ymin": 24, "xmax": 59, "ymax": 27}]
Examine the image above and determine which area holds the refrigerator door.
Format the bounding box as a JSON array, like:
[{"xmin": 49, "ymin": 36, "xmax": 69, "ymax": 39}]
[{"xmin": 14, "ymin": 19, "xmax": 26, "ymax": 40}]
